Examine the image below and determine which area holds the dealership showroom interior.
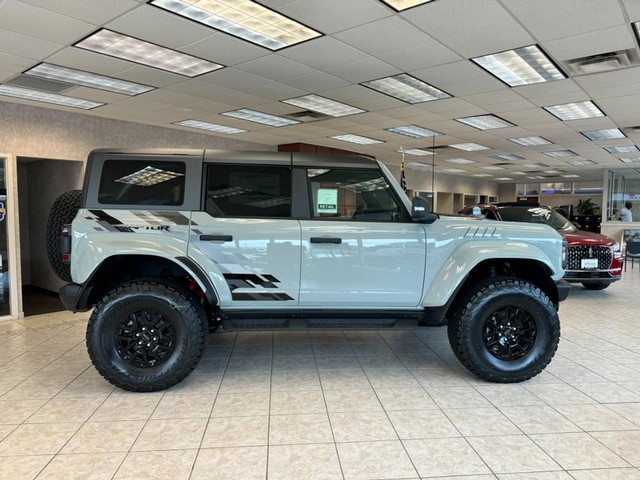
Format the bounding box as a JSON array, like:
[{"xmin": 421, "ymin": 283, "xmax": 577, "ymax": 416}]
[{"xmin": 5, "ymin": 0, "xmax": 640, "ymax": 479}]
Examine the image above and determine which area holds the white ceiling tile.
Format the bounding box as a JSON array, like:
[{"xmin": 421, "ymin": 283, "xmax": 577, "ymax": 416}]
[
  {"xmin": 217, "ymin": 91, "xmax": 275, "ymax": 107},
  {"xmin": 235, "ymin": 55, "xmax": 315, "ymax": 81},
  {"xmin": 199, "ymin": 68, "xmax": 272, "ymax": 90},
  {"xmin": 181, "ymin": 33, "xmax": 270, "ymax": 67},
  {"xmin": 357, "ymin": 95, "xmax": 406, "ymax": 111},
  {"xmin": 0, "ymin": 28, "xmax": 62, "ymax": 59},
  {"xmin": 248, "ymin": 82, "xmax": 306, "ymax": 101},
  {"xmin": 574, "ymin": 66, "xmax": 640, "ymax": 90},
  {"xmin": 376, "ymin": 40, "xmax": 460, "ymax": 72},
  {"xmin": 63, "ymin": 86, "xmax": 127, "ymax": 103},
  {"xmin": 45, "ymin": 47, "xmax": 134, "ymax": 76},
  {"xmin": 411, "ymin": 61, "xmax": 506, "ymax": 96},
  {"xmin": 116, "ymin": 65, "xmax": 187, "ymax": 88},
  {"xmin": 164, "ymin": 79, "xmax": 235, "ymax": 99},
  {"xmin": 319, "ymin": 85, "xmax": 382, "ymax": 103},
  {"xmin": 622, "ymin": 0, "xmax": 640, "ymax": 21},
  {"xmin": 111, "ymin": 97, "xmax": 178, "ymax": 113},
  {"xmin": 0, "ymin": 51, "xmax": 35, "ymax": 74},
  {"xmin": 514, "ymin": 79, "xmax": 583, "ymax": 100},
  {"xmin": 281, "ymin": 72, "xmax": 350, "ymax": 92},
  {"xmin": 18, "ymin": 0, "xmax": 139, "ymax": 24},
  {"xmin": 325, "ymin": 57, "xmax": 400, "ymax": 83},
  {"xmin": 279, "ymin": 37, "xmax": 369, "ymax": 70},
  {"xmin": 543, "ymin": 25, "xmax": 635, "ymax": 61}
]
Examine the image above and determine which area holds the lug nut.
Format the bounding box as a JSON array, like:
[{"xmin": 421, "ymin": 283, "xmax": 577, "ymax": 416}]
[
  {"xmin": 153, "ymin": 337, "xmax": 158, "ymax": 341},
  {"xmin": 142, "ymin": 327, "xmax": 146, "ymax": 331},
  {"xmin": 138, "ymin": 341, "xmax": 142, "ymax": 345}
]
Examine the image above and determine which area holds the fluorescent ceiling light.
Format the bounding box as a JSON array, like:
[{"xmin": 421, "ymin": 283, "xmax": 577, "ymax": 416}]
[
  {"xmin": 482, "ymin": 166, "xmax": 505, "ymax": 170},
  {"xmin": 472, "ymin": 173, "xmax": 492, "ymax": 177},
  {"xmin": 116, "ymin": 166, "xmax": 184, "ymax": 186},
  {"xmin": 222, "ymin": 108, "xmax": 299, "ymax": 126},
  {"xmin": 544, "ymin": 170, "xmax": 563, "ymax": 174},
  {"xmin": 526, "ymin": 176, "xmax": 544, "ymax": 179},
  {"xmin": 406, "ymin": 161, "xmax": 432, "ymax": 167},
  {"xmin": 581, "ymin": 128, "xmax": 625, "ymax": 141},
  {"xmin": 445, "ymin": 158, "xmax": 474, "ymax": 164},
  {"xmin": 449, "ymin": 142, "xmax": 490, "ymax": 151},
  {"xmin": 174, "ymin": 119, "xmax": 246, "ymax": 134},
  {"xmin": 400, "ymin": 149, "xmax": 434, "ymax": 156},
  {"xmin": 381, "ymin": 0, "xmax": 434, "ymax": 11},
  {"xmin": 150, "ymin": 0, "xmax": 321, "ymax": 51},
  {"xmin": 361, "ymin": 73, "xmax": 451, "ymax": 104},
  {"xmin": 566, "ymin": 159, "xmax": 596, "ymax": 166},
  {"xmin": 619, "ymin": 157, "xmax": 640, "ymax": 163},
  {"xmin": 543, "ymin": 101, "xmax": 604, "ymax": 120},
  {"xmin": 0, "ymin": 84, "xmax": 104, "ymax": 110},
  {"xmin": 282, "ymin": 94, "xmax": 365, "ymax": 117},
  {"xmin": 75, "ymin": 29, "xmax": 222, "ymax": 77},
  {"xmin": 490, "ymin": 154, "xmax": 524, "ymax": 161},
  {"xmin": 330, "ymin": 134, "xmax": 383, "ymax": 145},
  {"xmin": 456, "ymin": 114, "xmax": 514, "ymax": 130},
  {"xmin": 522, "ymin": 163, "xmax": 549, "ymax": 168},
  {"xmin": 562, "ymin": 174, "xmax": 581, "ymax": 178},
  {"xmin": 605, "ymin": 145, "xmax": 639, "ymax": 154},
  {"xmin": 441, "ymin": 168, "xmax": 465, "ymax": 173},
  {"xmin": 386, "ymin": 125, "xmax": 441, "ymax": 138},
  {"xmin": 495, "ymin": 177, "xmax": 513, "ymax": 181},
  {"xmin": 24, "ymin": 63, "xmax": 154, "ymax": 96},
  {"xmin": 510, "ymin": 171, "xmax": 527, "ymax": 175},
  {"xmin": 472, "ymin": 45, "xmax": 565, "ymax": 87},
  {"xmin": 543, "ymin": 150, "xmax": 577, "ymax": 158},
  {"xmin": 509, "ymin": 136, "xmax": 552, "ymax": 146}
]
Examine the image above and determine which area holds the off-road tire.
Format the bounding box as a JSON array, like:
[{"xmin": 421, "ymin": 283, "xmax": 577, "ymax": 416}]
[
  {"xmin": 448, "ymin": 277, "xmax": 560, "ymax": 383},
  {"xmin": 582, "ymin": 282, "xmax": 610, "ymax": 290},
  {"xmin": 87, "ymin": 280, "xmax": 208, "ymax": 392},
  {"xmin": 45, "ymin": 190, "xmax": 81, "ymax": 282}
]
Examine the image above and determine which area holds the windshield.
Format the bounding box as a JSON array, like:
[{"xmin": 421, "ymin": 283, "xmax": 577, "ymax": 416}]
[{"xmin": 497, "ymin": 206, "xmax": 576, "ymax": 231}]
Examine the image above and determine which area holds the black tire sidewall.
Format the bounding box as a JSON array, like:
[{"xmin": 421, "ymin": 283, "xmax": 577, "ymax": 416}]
[{"xmin": 45, "ymin": 190, "xmax": 81, "ymax": 282}]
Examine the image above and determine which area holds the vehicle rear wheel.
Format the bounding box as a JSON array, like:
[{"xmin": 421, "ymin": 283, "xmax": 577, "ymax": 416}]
[
  {"xmin": 87, "ymin": 280, "xmax": 208, "ymax": 392},
  {"xmin": 45, "ymin": 190, "xmax": 81, "ymax": 282},
  {"xmin": 448, "ymin": 277, "xmax": 560, "ymax": 383},
  {"xmin": 582, "ymin": 282, "xmax": 610, "ymax": 290}
]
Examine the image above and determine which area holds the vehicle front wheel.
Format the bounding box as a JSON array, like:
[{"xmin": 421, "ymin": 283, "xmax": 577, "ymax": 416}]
[
  {"xmin": 582, "ymin": 282, "xmax": 610, "ymax": 290},
  {"xmin": 87, "ymin": 280, "xmax": 208, "ymax": 392},
  {"xmin": 448, "ymin": 278, "xmax": 560, "ymax": 383}
]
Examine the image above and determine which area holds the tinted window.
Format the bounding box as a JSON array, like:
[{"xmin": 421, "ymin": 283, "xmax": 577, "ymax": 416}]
[
  {"xmin": 98, "ymin": 160, "xmax": 185, "ymax": 206},
  {"xmin": 206, "ymin": 165, "xmax": 292, "ymax": 217},
  {"xmin": 498, "ymin": 206, "xmax": 575, "ymax": 231},
  {"xmin": 307, "ymin": 168, "xmax": 401, "ymax": 221}
]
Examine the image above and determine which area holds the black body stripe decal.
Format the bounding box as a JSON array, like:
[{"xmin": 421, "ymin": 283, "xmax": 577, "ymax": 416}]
[
  {"xmin": 150, "ymin": 211, "xmax": 191, "ymax": 225},
  {"xmin": 232, "ymin": 292, "xmax": 294, "ymax": 301},
  {"xmin": 88, "ymin": 210, "xmax": 122, "ymax": 225}
]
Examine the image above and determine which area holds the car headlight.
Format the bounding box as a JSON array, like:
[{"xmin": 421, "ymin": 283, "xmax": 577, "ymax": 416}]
[{"xmin": 613, "ymin": 242, "xmax": 620, "ymax": 252}]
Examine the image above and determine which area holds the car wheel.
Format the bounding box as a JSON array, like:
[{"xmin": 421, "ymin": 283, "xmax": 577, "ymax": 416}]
[
  {"xmin": 582, "ymin": 282, "xmax": 610, "ymax": 290},
  {"xmin": 448, "ymin": 277, "xmax": 560, "ymax": 383},
  {"xmin": 87, "ymin": 280, "xmax": 208, "ymax": 392},
  {"xmin": 45, "ymin": 190, "xmax": 81, "ymax": 282}
]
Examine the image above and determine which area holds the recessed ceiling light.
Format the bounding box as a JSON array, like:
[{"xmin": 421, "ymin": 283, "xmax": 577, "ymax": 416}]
[
  {"xmin": 400, "ymin": 149, "xmax": 434, "ymax": 156},
  {"xmin": 406, "ymin": 161, "xmax": 432, "ymax": 167},
  {"xmin": 619, "ymin": 157, "xmax": 640, "ymax": 163},
  {"xmin": 581, "ymin": 128, "xmax": 625, "ymax": 141},
  {"xmin": 381, "ymin": 0, "xmax": 434, "ymax": 11},
  {"xmin": 472, "ymin": 45, "xmax": 566, "ymax": 87},
  {"xmin": 24, "ymin": 63, "xmax": 155, "ymax": 96},
  {"xmin": 361, "ymin": 73, "xmax": 451, "ymax": 104},
  {"xmin": 562, "ymin": 174, "xmax": 581, "ymax": 178},
  {"xmin": 386, "ymin": 125, "xmax": 441, "ymax": 138},
  {"xmin": 174, "ymin": 119, "xmax": 247, "ymax": 134},
  {"xmin": 495, "ymin": 177, "xmax": 514, "ymax": 181},
  {"xmin": 566, "ymin": 159, "xmax": 596, "ymax": 166},
  {"xmin": 543, "ymin": 100, "xmax": 604, "ymax": 120},
  {"xmin": 441, "ymin": 168, "xmax": 466, "ymax": 173},
  {"xmin": 330, "ymin": 134, "xmax": 384, "ymax": 145},
  {"xmin": 449, "ymin": 142, "xmax": 490, "ymax": 151},
  {"xmin": 526, "ymin": 176, "xmax": 545, "ymax": 179},
  {"xmin": 472, "ymin": 173, "xmax": 492, "ymax": 177},
  {"xmin": 0, "ymin": 84, "xmax": 104, "ymax": 110},
  {"xmin": 509, "ymin": 136, "xmax": 552, "ymax": 146},
  {"xmin": 455, "ymin": 114, "xmax": 514, "ymax": 130},
  {"xmin": 149, "ymin": 0, "xmax": 321, "ymax": 50},
  {"xmin": 74, "ymin": 29, "xmax": 222, "ymax": 77},
  {"xmin": 544, "ymin": 170, "xmax": 563, "ymax": 174},
  {"xmin": 605, "ymin": 145, "xmax": 639, "ymax": 154},
  {"xmin": 491, "ymin": 154, "xmax": 524, "ymax": 161},
  {"xmin": 282, "ymin": 94, "xmax": 365, "ymax": 117},
  {"xmin": 445, "ymin": 158, "xmax": 474, "ymax": 164},
  {"xmin": 544, "ymin": 150, "xmax": 578, "ymax": 158},
  {"xmin": 521, "ymin": 163, "xmax": 549, "ymax": 168},
  {"xmin": 222, "ymin": 108, "xmax": 299, "ymax": 126},
  {"xmin": 482, "ymin": 166, "xmax": 506, "ymax": 170}
]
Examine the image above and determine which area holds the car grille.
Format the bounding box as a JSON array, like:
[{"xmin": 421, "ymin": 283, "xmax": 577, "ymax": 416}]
[{"xmin": 567, "ymin": 245, "xmax": 612, "ymax": 270}]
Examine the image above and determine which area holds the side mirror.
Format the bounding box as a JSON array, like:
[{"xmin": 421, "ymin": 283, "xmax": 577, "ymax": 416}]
[{"xmin": 411, "ymin": 196, "xmax": 437, "ymax": 223}]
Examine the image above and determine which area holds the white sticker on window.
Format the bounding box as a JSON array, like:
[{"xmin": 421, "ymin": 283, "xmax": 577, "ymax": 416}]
[{"xmin": 317, "ymin": 188, "xmax": 338, "ymax": 214}]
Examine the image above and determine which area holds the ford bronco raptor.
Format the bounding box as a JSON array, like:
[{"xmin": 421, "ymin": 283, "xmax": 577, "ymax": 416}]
[{"xmin": 47, "ymin": 149, "xmax": 570, "ymax": 391}]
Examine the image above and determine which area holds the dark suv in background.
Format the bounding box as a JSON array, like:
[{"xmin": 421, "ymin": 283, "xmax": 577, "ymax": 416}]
[{"xmin": 461, "ymin": 203, "xmax": 623, "ymax": 290}]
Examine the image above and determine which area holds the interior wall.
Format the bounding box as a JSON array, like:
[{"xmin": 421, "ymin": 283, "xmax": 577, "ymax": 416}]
[
  {"xmin": 17, "ymin": 163, "xmax": 29, "ymax": 285},
  {"xmin": 498, "ymin": 183, "xmax": 517, "ymax": 202}
]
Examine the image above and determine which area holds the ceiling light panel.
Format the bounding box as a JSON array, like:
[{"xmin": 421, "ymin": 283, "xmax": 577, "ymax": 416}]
[
  {"xmin": 511, "ymin": 171, "xmax": 526, "ymax": 175},
  {"xmin": 222, "ymin": 108, "xmax": 299, "ymax": 126},
  {"xmin": 605, "ymin": 145, "xmax": 638, "ymax": 154},
  {"xmin": 543, "ymin": 101, "xmax": 604, "ymax": 120},
  {"xmin": 386, "ymin": 125, "xmax": 441, "ymax": 138},
  {"xmin": 75, "ymin": 29, "xmax": 222, "ymax": 77},
  {"xmin": 282, "ymin": 94, "xmax": 365, "ymax": 117},
  {"xmin": 406, "ymin": 161, "xmax": 432, "ymax": 167},
  {"xmin": 562, "ymin": 174, "xmax": 580, "ymax": 177},
  {"xmin": 482, "ymin": 166, "xmax": 506, "ymax": 170},
  {"xmin": 491, "ymin": 154, "xmax": 524, "ymax": 161},
  {"xmin": 527, "ymin": 176, "xmax": 545, "ymax": 179},
  {"xmin": 0, "ymin": 84, "xmax": 104, "ymax": 110},
  {"xmin": 544, "ymin": 150, "xmax": 578, "ymax": 158},
  {"xmin": 445, "ymin": 158, "xmax": 474, "ymax": 164},
  {"xmin": 362, "ymin": 74, "xmax": 451, "ymax": 104},
  {"xmin": 150, "ymin": 0, "xmax": 321, "ymax": 50},
  {"xmin": 441, "ymin": 168, "xmax": 465, "ymax": 173},
  {"xmin": 456, "ymin": 114, "xmax": 514, "ymax": 130},
  {"xmin": 330, "ymin": 134, "xmax": 384, "ymax": 145},
  {"xmin": 509, "ymin": 136, "xmax": 552, "ymax": 146},
  {"xmin": 566, "ymin": 159, "xmax": 596, "ymax": 166},
  {"xmin": 381, "ymin": 0, "xmax": 434, "ymax": 11},
  {"xmin": 401, "ymin": 149, "xmax": 434, "ymax": 156},
  {"xmin": 472, "ymin": 173, "xmax": 492, "ymax": 177},
  {"xmin": 174, "ymin": 119, "xmax": 247, "ymax": 134},
  {"xmin": 619, "ymin": 157, "xmax": 640, "ymax": 163},
  {"xmin": 472, "ymin": 45, "xmax": 565, "ymax": 87},
  {"xmin": 495, "ymin": 177, "xmax": 513, "ymax": 181},
  {"xmin": 449, "ymin": 142, "xmax": 490, "ymax": 151},
  {"xmin": 581, "ymin": 128, "xmax": 625, "ymax": 141}
]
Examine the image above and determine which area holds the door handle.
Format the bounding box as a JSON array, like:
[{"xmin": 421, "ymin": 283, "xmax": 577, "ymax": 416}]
[
  {"xmin": 310, "ymin": 237, "xmax": 342, "ymax": 244},
  {"xmin": 200, "ymin": 234, "xmax": 233, "ymax": 242}
]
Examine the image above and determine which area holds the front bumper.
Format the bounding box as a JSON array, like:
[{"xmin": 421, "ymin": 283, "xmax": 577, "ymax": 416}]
[
  {"xmin": 563, "ymin": 270, "xmax": 621, "ymax": 284},
  {"xmin": 556, "ymin": 280, "xmax": 572, "ymax": 302}
]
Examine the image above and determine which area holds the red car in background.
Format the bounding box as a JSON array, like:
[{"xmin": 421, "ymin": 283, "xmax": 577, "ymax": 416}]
[{"xmin": 460, "ymin": 203, "xmax": 623, "ymax": 290}]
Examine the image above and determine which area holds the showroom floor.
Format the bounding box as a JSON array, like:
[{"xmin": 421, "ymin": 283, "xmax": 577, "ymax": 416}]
[{"xmin": 1, "ymin": 272, "xmax": 640, "ymax": 479}]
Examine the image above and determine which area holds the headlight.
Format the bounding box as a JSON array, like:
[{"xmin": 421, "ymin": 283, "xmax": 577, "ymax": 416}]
[{"xmin": 613, "ymin": 242, "xmax": 620, "ymax": 252}]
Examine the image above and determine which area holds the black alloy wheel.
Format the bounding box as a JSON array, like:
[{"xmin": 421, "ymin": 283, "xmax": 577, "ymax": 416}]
[
  {"xmin": 483, "ymin": 306, "xmax": 537, "ymax": 361},
  {"xmin": 115, "ymin": 310, "xmax": 177, "ymax": 368}
]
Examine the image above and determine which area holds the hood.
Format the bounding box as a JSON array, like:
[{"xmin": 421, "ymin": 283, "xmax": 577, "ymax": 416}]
[{"xmin": 560, "ymin": 229, "xmax": 615, "ymax": 246}]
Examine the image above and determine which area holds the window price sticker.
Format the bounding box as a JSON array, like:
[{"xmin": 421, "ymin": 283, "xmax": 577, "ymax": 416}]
[{"xmin": 317, "ymin": 189, "xmax": 338, "ymax": 214}]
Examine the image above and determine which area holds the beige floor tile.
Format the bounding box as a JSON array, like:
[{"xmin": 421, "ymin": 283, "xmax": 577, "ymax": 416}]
[
  {"xmin": 410, "ymin": 367, "xmax": 470, "ymax": 387},
  {"xmin": 1, "ymin": 377, "xmax": 69, "ymax": 400},
  {"xmin": 150, "ymin": 394, "xmax": 214, "ymax": 419},
  {"xmin": 235, "ymin": 332, "xmax": 273, "ymax": 345},
  {"xmin": 330, "ymin": 411, "xmax": 397, "ymax": 442},
  {"xmin": 211, "ymin": 392, "xmax": 270, "ymax": 417},
  {"xmin": 163, "ymin": 374, "xmax": 221, "ymax": 395},
  {"xmin": 468, "ymin": 434, "xmax": 560, "ymax": 473},
  {"xmin": 0, "ymin": 425, "xmax": 17, "ymax": 442},
  {"xmin": 568, "ymin": 467, "xmax": 640, "ymax": 479},
  {"xmin": 607, "ymin": 402, "xmax": 640, "ymax": 425},
  {"xmin": 132, "ymin": 418, "xmax": 207, "ymax": 451},
  {"xmin": 271, "ymin": 355, "xmax": 317, "ymax": 372},
  {"xmin": 89, "ymin": 396, "xmax": 160, "ymax": 422},
  {"xmin": 445, "ymin": 407, "xmax": 520, "ymax": 436},
  {"xmin": 225, "ymin": 356, "xmax": 271, "ymax": 374},
  {"xmin": 273, "ymin": 331, "xmax": 310, "ymax": 344},
  {"xmin": 374, "ymin": 387, "xmax": 437, "ymax": 410},
  {"xmin": 364, "ymin": 369, "xmax": 420, "ymax": 388},
  {"xmin": 37, "ymin": 452, "xmax": 125, "ymax": 480},
  {"xmin": 270, "ymin": 390, "xmax": 326, "ymax": 415},
  {"xmin": 475, "ymin": 384, "xmax": 546, "ymax": 407},
  {"xmin": 319, "ymin": 370, "xmax": 371, "ymax": 390},
  {"xmin": 26, "ymin": 397, "xmax": 104, "ymax": 424},
  {"xmin": 337, "ymin": 440, "xmax": 417, "ymax": 479},
  {"xmin": 497, "ymin": 473, "xmax": 573, "ymax": 479},
  {"xmin": 592, "ymin": 430, "xmax": 640, "ymax": 466},
  {"xmin": 231, "ymin": 344, "xmax": 272, "ymax": 357},
  {"xmin": 387, "ymin": 409, "xmax": 459, "ymax": 439},
  {"xmin": 554, "ymin": 404, "xmax": 638, "ymax": 431},
  {"xmin": 55, "ymin": 371, "xmax": 115, "ymax": 398},
  {"xmin": 0, "ymin": 399, "xmax": 47, "ymax": 424},
  {"xmin": 530, "ymin": 432, "xmax": 629, "ymax": 469},
  {"xmin": 572, "ymin": 382, "xmax": 640, "ymax": 403},
  {"xmin": 114, "ymin": 449, "xmax": 197, "ymax": 480},
  {"xmin": 269, "ymin": 413, "xmax": 333, "ymax": 445},
  {"xmin": 0, "ymin": 455, "xmax": 53, "ymax": 480},
  {"xmin": 273, "ymin": 342, "xmax": 314, "ymax": 356},
  {"xmin": 201, "ymin": 416, "xmax": 269, "ymax": 448},
  {"xmin": 190, "ymin": 446, "xmax": 267, "ymax": 480},
  {"xmin": 218, "ymin": 373, "xmax": 271, "ymax": 393},
  {"xmin": 356, "ymin": 354, "xmax": 405, "ymax": 370},
  {"xmin": 192, "ymin": 357, "xmax": 228, "ymax": 375},
  {"xmin": 500, "ymin": 406, "xmax": 581, "ymax": 434},
  {"xmin": 323, "ymin": 388, "xmax": 383, "ymax": 412},
  {"xmin": 404, "ymin": 437, "xmax": 491, "ymax": 477},
  {"xmin": 269, "ymin": 443, "xmax": 342, "ymax": 480},
  {"xmin": 314, "ymin": 355, "xmax": 360, "ymax": 371},
  {"xmin": 271, "ymin": 371, "xmax": 321, "ymax": 391},
  {"xmin": 61, "ymin": 421, "xmax": 145, "ymax": 454},
  {"xmin": 0, "ymin": 422, "xmax": 81, "ymax": 456},
  {"xmin": 524, "ymin": 383, "xmax": 597, "ymax": 405},
  {"xmin": 425, "ymin": 386, "xmax": 492, "ymax": 409}
]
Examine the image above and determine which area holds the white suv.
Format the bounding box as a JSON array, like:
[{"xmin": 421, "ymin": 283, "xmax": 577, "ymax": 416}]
[{"xmin": 47, "ymin": 149, "xmax": 570, "ymax": 391}]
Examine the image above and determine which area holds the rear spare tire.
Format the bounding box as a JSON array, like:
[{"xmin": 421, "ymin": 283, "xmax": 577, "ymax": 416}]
[{"xmin": 46, "ymin": 190, "xmax": 81, "ymax": 282}]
